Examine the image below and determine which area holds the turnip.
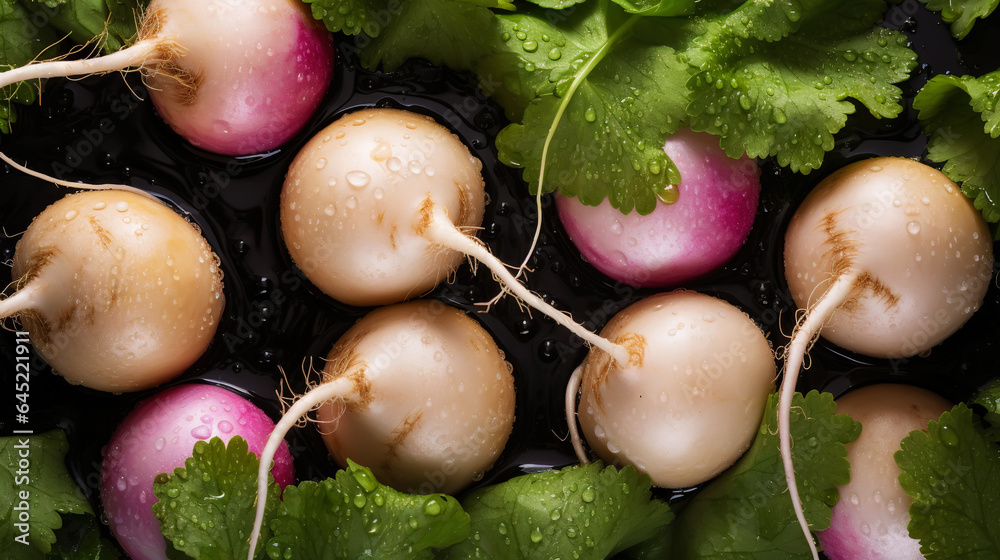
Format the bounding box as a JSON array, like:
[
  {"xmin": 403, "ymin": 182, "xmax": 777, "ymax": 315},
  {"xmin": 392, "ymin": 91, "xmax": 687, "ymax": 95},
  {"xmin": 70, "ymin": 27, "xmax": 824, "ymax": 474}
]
[
  {"xmin": 280, "ymin": 107, "xmax": 627, "ymax": 361},
  {"xmin": 816, "ymin": 383, "xmax": 951, "ymax": 560},
  {"xmin": 779, "ymin": 157, "xmax": 992, "ymax": 558},
  {"xmin": 557, "ymin": 128, "xmax": 761, "ymax": 287},
  {"xmin": 101, "ymin": 383, "xmax": 294, "ymax": 560},
  {"xmin": 0, "ymin": 0, "xmax": 334, "ymax": 155},
  {"xmin": 247, "ymin": 300, "xmax": 516, "ymax": 558},
  {"xmin": 0, "ymin": 189, "xmax": 225, "ymax": 392},
  {"xmin": 565, "ymin": 290, "xmax": 776, "ymax": 488}
]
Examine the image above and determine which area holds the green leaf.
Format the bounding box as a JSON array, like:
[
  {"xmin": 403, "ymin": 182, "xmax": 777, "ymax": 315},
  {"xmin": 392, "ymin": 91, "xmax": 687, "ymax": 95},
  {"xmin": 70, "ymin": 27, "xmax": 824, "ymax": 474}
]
[
  {"xmin": 0, "ymin": 0, "xmax": 61, "ymax": 131},
  {"xmin": 152, "ymin": 436, "xmax": 281, "ymax": 560},
  {"xmin": 918, "ymin": 0, "xmax": 999, "ymax": 39},
  {"xmin": 19, "ymin": 0, "xmax": 145, "ymax": 53},
  {"xmin": 610, "ymin": 0, "xmax": 695, "ymax": 16},
  {"xmin": 914, "ymin": 70, "xmax": 1000, "ymax": 223},
  {"xmin": 302, "ymin": 0, "xmax": 383, "ymax": 36},
  {"xmin": 522, "ymin": 0, "xmax": 588, "ymax": 9},
  {"xmin": 0, "ymin": 431, "xmax": 93, "ymax": 557},
  {"xmin": 972, "ymin": 379, "xmax": 1000, "ymax": 440},
  {"xmin": 267, "ymin": 460, "xmax": 469, "ymax": 560},
  {"xmin": 443, "ymin": 462, "xmax": 672, "ymax": 560},
  {"xmin": 305, "ymin": 0, "xmax": 505, "ymax": 71},
  {"xmin": 896, "ymin": 404, "xmax": 1000, "ymax": 559},
  {"xmin": 45, "ymin": 514, "xmax": 122, "ymax": 560},
  {"xmin": 358, "ymin": 0, "xmax": 502, "ymax": 71},
  {"xmin": 684, "ymin": 0, "xmax": 917, "ymax": 173},
  {"xmin": 492, "ymin": 0, "xmax": 691, "ymax": 214},
  {"xmin": 671, "ymin": 391, "xmax": 861, "ymax": 559}
]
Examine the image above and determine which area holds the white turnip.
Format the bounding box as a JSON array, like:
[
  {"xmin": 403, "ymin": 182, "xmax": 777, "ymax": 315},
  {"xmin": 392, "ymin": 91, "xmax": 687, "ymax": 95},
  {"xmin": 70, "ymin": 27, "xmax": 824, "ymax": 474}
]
[
  {"xmin": 779, "ymin": 157, "xmax": 992, "ymax": 558},
  {"xmin": 0, "ymin": 190, "xmax": 224, "ymax": 392},
  {"xmin": 247, "ymin": 300, "xmax": 516, "ymax": 558},
  {"xmin": 557, "ymin": 128, "xmax": 760, "ymax": 287},
  {"xmin": 0, "ymin": 0, "xmax": 334, "ymax": 155},
  {"xmin": 101, "ymin": 384, "xmax": 294, "ymax": 560},
  {"xmin": 817, "ymin": 383, "xmax": 951, "ymax": 560},
  {"xmin": 566, "ymin": 290, "xmax": 776, "ymax": 488},
  {"xmin": 280, "ymin": 107, "xmax": 627, "ymax": 361}
]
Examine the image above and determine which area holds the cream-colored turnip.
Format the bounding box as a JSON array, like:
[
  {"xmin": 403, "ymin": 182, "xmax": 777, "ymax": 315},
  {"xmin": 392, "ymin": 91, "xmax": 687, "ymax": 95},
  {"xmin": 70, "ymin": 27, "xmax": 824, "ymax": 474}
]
[
  {"xmin": 817, "ymin": 384, "xmax": 951, "ymax": 560},
  {"xmin": 248, "ymin": 300, "xmax": 516, "ymax": 558},
  {"xmin": 566, "ymin": 291, "xmax": 775, "ymax": 488},
  {"xmin": 280, "ymin": 107, "xmax": 627, "ymax": 361},
  {"xmin": 779, "ymin": 157, "xmax": 992, "ymax": 559},
  {"xmin": 0, "ymin": 0, "xmax": 333, "ymax": 155},
  {"xmin": 281, "ymin": 108, "xmax": 486, "ymax": 307},
  {"xmin": 0, "ymin": 190, "xmax": 224, "ymax": 392}
]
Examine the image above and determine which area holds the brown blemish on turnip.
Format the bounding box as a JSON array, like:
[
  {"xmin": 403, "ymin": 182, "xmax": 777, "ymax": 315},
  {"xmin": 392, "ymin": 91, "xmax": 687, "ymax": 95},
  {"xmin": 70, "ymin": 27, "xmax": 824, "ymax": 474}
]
[
  {"xmin": 816, "ymin": 210, "xmax": 900, "ymax": 314},
  {"xmin": 383, "ymin": 411, "xmax": 423, "ymax": 461},
  {"xmin": 414, "ymin": 195, "xmax": 434, "ymax": 236},
  {"xmin": 588, "ymin": 332, "xmax": 646, "ymax": 414},
  {"xmin": 18, "ymin": 245, "xmax": 59, "ymax": 288},
  {"xmin": 89, "ymin": 217, "xmax": 114, "ymax": 251},
  {"xmin": 819, "ymin": 209, "xmax": 859, "ymax": 277},
  {"xmin": 455, "ymin": 181, "xmax": 472, "ymax": 226}
]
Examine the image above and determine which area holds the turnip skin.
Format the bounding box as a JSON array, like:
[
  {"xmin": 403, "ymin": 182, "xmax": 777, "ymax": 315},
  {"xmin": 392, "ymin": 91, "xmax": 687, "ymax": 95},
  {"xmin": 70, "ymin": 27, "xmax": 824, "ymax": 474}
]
[
  {"xmin": 817, "ymin": 384, "xmax": 951, "ymax": 560},
  {"xmin": 248, "ymin": 300, "xmax": 516, "ymax": 558},
  {"xmin": 0, "ymin": 190, "xmax": 224, "ymax": 392},
  {"xmin": 315, "ymin": 301, "xmax": 516, "ymax": 494},
  {"xmin": 280, "ymin": 108, "xmax": 486, "ymax": 307},
  {"xmin": 557, "ymin": 129, "xmax": 760, "ymax": 288},
  {"xmin": 779, "ymin": 157, "xmax": 992, "ymax": 559},
  {"xmin": 573, "ymin": 291, "xmax": 775, "ymax": 488},
  {"xmin": 145, "ymin": 0, "xmax": 334, "ymax": 155},
  {"xmin": 100, "ymin": 384, "xmax": 294, "ymax": 560},
  {"xmin": 784, "ymin": 157, "xmax": 992, "ymax": 359},
  {"xmin": 0, "ymin": 0, "xmax": 334, "ymax": 156}
]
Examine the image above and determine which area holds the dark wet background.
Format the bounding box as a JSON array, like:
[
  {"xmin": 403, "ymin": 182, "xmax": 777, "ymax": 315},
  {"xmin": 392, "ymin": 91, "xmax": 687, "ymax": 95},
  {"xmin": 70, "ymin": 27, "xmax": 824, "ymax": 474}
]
[{"xmin": 1, "ymin": 3, "xmax": 998, "ymax": 556}]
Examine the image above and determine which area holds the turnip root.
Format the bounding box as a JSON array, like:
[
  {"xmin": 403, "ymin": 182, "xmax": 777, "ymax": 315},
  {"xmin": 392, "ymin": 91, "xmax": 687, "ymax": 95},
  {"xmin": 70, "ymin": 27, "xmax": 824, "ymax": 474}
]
[
  {"xmin": 0, "ymin": 190, "xmax": 224, "ymax": 392},
  {"xmin": 780, "ymin": 157, "xmax": 992, "ymax": 558},
  {"xmin": 247, "ymin": 300, "xmax": 516, "ymax": 558},
  {"xmin": 566, "ymin": 290, "xmax": 775, "ymax": 488},
  {"xmin": 281, "ymin": 107, "xmax": 627, "ymax": 361},
  {"xmin": 817, "ymin": 384, "xmax": 951, "ymax": 560},
  {"xmin": 557, "ymin": 128, "xmax": 760, "ymax": 287},
  {"xmin": 0, "ymin": 0, "xmax": 333, "ymax": 155},
  {"xmin": 101, "ymin": 384, "xmax": 294, "ymax": 560}
]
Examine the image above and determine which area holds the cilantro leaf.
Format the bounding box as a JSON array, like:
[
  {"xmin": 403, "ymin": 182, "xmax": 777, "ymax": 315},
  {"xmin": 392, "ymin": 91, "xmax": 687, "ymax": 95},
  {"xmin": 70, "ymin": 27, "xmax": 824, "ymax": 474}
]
[
  {"xmin": 45, "ymin": 514, "xmax": 122, "ymax": 560},
  {"xmin": 918, "ymin": 0, "xmax": 999, "ymax": 39},
  {"xmin": 610, "ymin": 0, "xmax": 695, "ymax": 16},
  {"xmin": 914, "ymin": 69, "xmax": 1000, "ymax": 223},
  {"xmin": 20, "ymin": 0, "xmax": 144, "ymax": 54},
  {"xmin": 896, "ymin": 404, "xmax": 1000, "ymax": 559},
  {"xmin": 0, "ymin": 431, "xmax": 93, "ymax": 557},
  {"xmin": 0, "ymin": 0, "xmax": 61, "ymax": 132},
  {"xmin": 306, "ymin": 0, "xmax": 505, "ymax": 71},
  {"xmin": 152, "ymin": 436, "xmax": 281, "ymax": 560},
  {"xmin": 443, "ymin": 462, "xmax": 672, "ymax": 560},
  {"xmin": 670, "ymin": 391, "xmax": 861, "ymax": 559},
  {"xmin": 684, "ymin": 0, "xmax": 917, "ymax": 173},
  {"xmin": 358, "ymin": 0, "xmax": 504, "ymax": 71},
  {"xmin": 302, "ymin": 0, "xmax": 383, "ymax": 36},
  {"xmin": 267, "ymin": 460, "xmax": 469, "ymax": 560},
  {"xmin": 493, "ymin": 0, "xmax": 691, "ymax": 214},
  {"xmin": 972, "ymin": 379, "xmax": 1000, "ymax": 440},
  {"xmin": 522, "ymin": 0, "xmax": 588, "ymax": 9}
]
